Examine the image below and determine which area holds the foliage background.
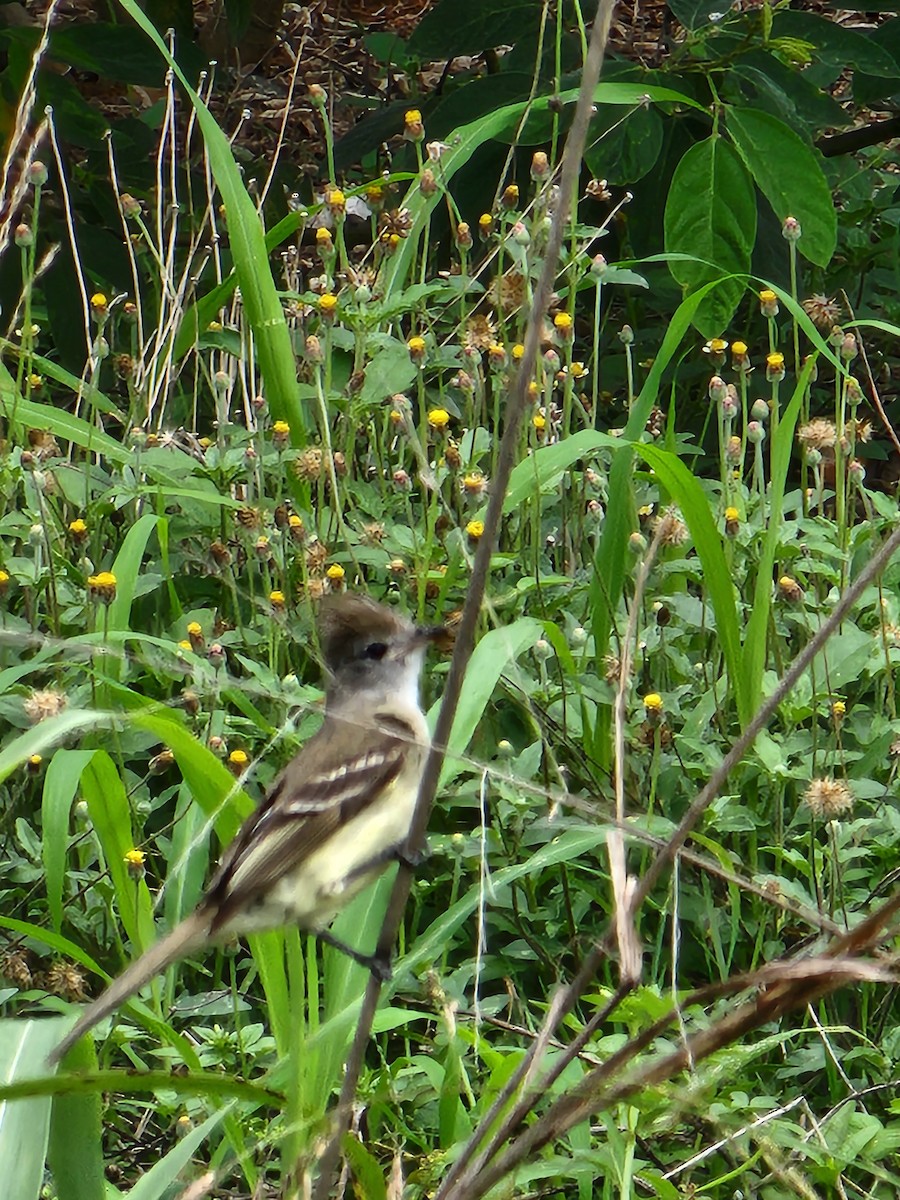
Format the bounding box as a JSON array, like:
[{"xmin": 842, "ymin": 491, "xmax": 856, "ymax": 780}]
[{"xmin": 0, "ymin": 0, "xmax": 900, "ymax": 1197}]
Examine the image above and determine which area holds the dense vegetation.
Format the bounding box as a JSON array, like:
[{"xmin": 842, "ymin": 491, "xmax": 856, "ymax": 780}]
[{"xmin": 2, "ymin": 0, "xmax": 900, "ymax": 1197}]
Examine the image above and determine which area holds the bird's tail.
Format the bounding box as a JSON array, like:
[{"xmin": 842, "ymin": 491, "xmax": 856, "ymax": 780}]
[{"xmin": 47, "ymin": 909, "xmax": 211, "ymax": 1066}]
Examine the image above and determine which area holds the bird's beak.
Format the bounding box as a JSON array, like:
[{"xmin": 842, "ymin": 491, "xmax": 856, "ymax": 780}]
[{"xmin": 412, "ymin": 623, "xmax": 451, "ymax": 652}]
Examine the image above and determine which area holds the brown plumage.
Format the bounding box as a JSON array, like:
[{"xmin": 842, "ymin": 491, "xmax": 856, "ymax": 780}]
[{"xmin": 48, "ymin": 594, "xmax": 443, "ymax": 1066}]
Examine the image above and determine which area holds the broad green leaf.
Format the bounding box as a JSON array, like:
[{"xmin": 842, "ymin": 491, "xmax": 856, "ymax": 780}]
[
  {"xmin": 663, "ymin": 136, "xmax": 756, "ymax": 336},
  {"xmin": 408, "ymin": 0, "xmax": 543, "ymax": 57},
  {"xmin": 107, "ymin": 514, "xmax": 160, "ymax": 634},
  {"xmin": 740, "ymin": 359, "xmax": 812, "ymax": 711},
  {"xmin": 0, "ymin": 710, "xmax": 114, "ymax": 786},
  {"xmin": 589, "ymin": 284, "xmax": 719, "ymax": 764},
  {"xmin": 340, "ymin": 1135, "xmax": 388, "ymax": 1200},
  {"xmin": 47, "ymin": 1036, "xmax": 105, "ymax": 1200},
  {"xmin": 42, "ymin": 750, "xmax": 96, "ymax": 932},
  {"xmin": 772, "ymin": 9, "xmax": 899, "ymax": 75},
  {"xmin": 726, "ymin": 107, "xmax": 836, "ymax": 266},
  {"xmin": 503, "ymin": 429, "xmax": 620, "ymax": 515},
  {"xmin": 359, "ymin": 339, "xmax": 418, "ymax": 408},
  {"xmin": 435, "ymin": 617, "xmax": 544, "ymax": 785},
  {"xmin": 0, "ymin": 365, "xmax": 130, "ymax": 464},
  {"xmin": 81, "ymin": 751, "xmax": 156, "ymax": 957},
  {"xmin": 667, "ymin": 0, "xmax": 725, "ymax": 28},
  {"xmin": 636, "ymin": 443, "xmax": 749, "ymax": 726},
  {"xmin": 132, "ymin": 711, "xmax": 254, "ymax": 839},
  {"xmin": 0, "ymin": 1020, "xmax": 56, "ymax": 1200},
  {"xmin": 382, "ymin": 82, "xmax": 704, "ymax": 295}
]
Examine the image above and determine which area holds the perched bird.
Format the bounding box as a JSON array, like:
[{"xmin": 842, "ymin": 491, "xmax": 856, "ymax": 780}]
[{"xmin": 49, "ymin": 593, "xmax": 444, "ymax": 1066}]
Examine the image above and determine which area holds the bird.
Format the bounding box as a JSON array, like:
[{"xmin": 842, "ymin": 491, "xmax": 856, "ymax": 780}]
[{"xmin": 48, "ymin": 592, "xmax": 444, "ymax": 1066}]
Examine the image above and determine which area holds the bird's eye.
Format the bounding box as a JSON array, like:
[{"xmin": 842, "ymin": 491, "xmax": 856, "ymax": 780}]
[{"xmin": 364, "ymin": 641, "xmax": 388, "ymax": 660}]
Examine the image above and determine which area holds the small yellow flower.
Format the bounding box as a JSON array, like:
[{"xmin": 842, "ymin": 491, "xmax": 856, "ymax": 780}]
[
  {"xmin": 512, "ymin": 343, "xmax": 525, "ymax": 361},
  {"xmin": 90, "ymin": 292, "xmax": 108, "ymax": 312},
  {"xmin": 186, "ymin": 621, "xmax": 202, "ymax": 637},
  {"xmin": 326, "ymin": 563, "xmax": 345, "ymax": 582},
  {"xmin": 767, "ymin": 352, "xmax": 784, "ymax": 369},
  {"xmin": 724, "ymin": 506, "xmax": 740, "ymax": 536},
  {"xmin": 0, "ymin": 569, "xmax": 9, "ymax": 593},
  {"xmin": 501, "ymin": 183, "xmax": 519, "ymax": 209},
  {"xmin": 207, "ymin": 320, "xmax": 223, "ymax": 332},
  {"xmin": 177, "ymin": 639, "xmax": 192, "ymax": 652},
  {"xmin": 316, "ymin": 226, "xmax": 334, "ymax": 248},
  {"xmin": 326, "ymin": 188, "xmax": 346, "ymax": 216},
  {"xmin": 228, "ymin": 749, "xmax": 249, "ymax": 776},
  {"xmin": 318, "ymin": 293, "xmax": 338, "ymax": 318},
  {"xmin": 87, "ymin": 571, "xmax": 117, "ymax": 604},
  {"xmin": 532, "ymin": 413, "xmax": 547, "ymax": 432},
  {"xmin": 28, "ymin": 373, "xmax": 43, "ymax": 389},
  {"xmin": 408, "ymin": 335, "xmax": 427, "ymax": 362},
  {"xmin": 778, "ymin": 575, "xmax": 803, "ymax": 602},
  {"xmin": 706, "ymin": 337, "xmax": 728, "ymax": 354},
  {"xmin": 270, "ymin": 589, "xmax": 286, "ymax": 610},
  {"xmin": 27, "ymin": 753, "xmax": 42, "ymax": 773},
  {"xmin": 68, "ymin": 518, "xmax": 88, "ymax": 541},
  {"xmin": 643, "ymin": 693, "xmax": 663, "ymax": 712},
  {"xmin": 478, "ymin": 213, "xmax": 494, "ymax": 236},
  {"xmin": 124, "ymin": 848, "xmax": 145, "ymax": 879},
  {"xmin": 553, "ymin": 311, "xmax": 573, "ymax": 337},
  {"xmin": 831, "ymin": 700, "xmax": 846, "ymax": 719},
  {"xmin": 273, "ymin": 420, "xmax": 291, "ymax": 446},
  {"xmin": 732, "ymin": 340, "xmax": 747, "ymax": 356},
  {"xmin": 404, "ymin": 109, "xmax": 424, "ymax": 141},
  {"xmin": 428, "ymin": 408, "xmax": 450, "ymax": 430},
  {"xmin": 466, "ymin": 519, "xmax": 485, "ymax": 541},
  {"xmin": 759, "ymin": 289, "xmax": 779, "ymax": 317}
]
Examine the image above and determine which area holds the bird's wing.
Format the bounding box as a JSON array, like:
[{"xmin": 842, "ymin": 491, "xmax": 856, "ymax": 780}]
[{"xmin": 206, "ymin": 712, "xmax": 417, "ymax": 926}]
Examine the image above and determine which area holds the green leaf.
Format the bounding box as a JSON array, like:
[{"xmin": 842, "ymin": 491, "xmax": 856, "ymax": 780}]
[
  {"xmin": 42, "ymin": 750, "xmax": 96, "ymax": 932},
  {"xmin": 667, "ymin": 0, "xmax": 724, "ymax": 29},
  {"xmin": 636, "ymin": 444, "xmax": 749, "ymax": 726},
  {"xmin": 48, "ymin": 21, "xmax": 171, "ymax": 86},
  {"xmin": 0, "ymin": 1020, "xmax": 56, "ymax": 1200},
  {"xmin": 772, "ymin": 10, "xmax": 900, "ymax": 75},
  {"xmin": 107, "ymin": 514, "xmax": 160, "ymax": 634},
  {"xmin": 48, "ymin": 1037, "xmax": 105, "ymax": 1200},
  {"xmin": 359, "ymin": 339, "xmax": 418, "ymax": 409},
  {"xmin": 663, "ymin": 136, "xmax": 756, "ymax": 336},
  {"xmin": 408, "ymin": 0, "xmax": 543, "ymax": 57},
  {"xmin": 341, "ymin": 1135, "xmax": 387, "ymax": 1200},
  {"xmin": 740, "ymin": 359, "xmax": 812, "ymax": 711},
  {"xmin": 0, "ymin": 364, "xmax": 130, "ymax": 464},
  {"xmin": 80, "ymin": 751, "xmax": 156, "ymax": 958},
  {"xmin": 726, "ymin": 106, "xmax": 836, "ymax": 266},
  {"xmin": 435, "ymin": 617, "xmax": 544, "ymax": 785},
  {"xmin": 0, "ymin": 710, "xmax": 114, "ymax": 787},
  {"xmin": 503, "ymin": 429, "xmax": 621, "ymax": 515},
  {"xmin": 585, "ymin": 104, "xmax": 663, "ymax": 186},
  {"xmin": 132, "ymin": 711, "xmax": 254, "ymax": 840}
]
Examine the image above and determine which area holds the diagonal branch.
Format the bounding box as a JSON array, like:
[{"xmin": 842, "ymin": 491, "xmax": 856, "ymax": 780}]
[{"xmin": 310, "ymin": 3, "xmax": 621, "ymax": 1193}]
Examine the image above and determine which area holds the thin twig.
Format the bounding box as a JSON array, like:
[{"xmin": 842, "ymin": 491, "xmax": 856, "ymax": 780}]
[
  {"xmin": 309, "ymin": 1, "xmax": 620, "ymax": 1192},
  {"xmin": 438, "ymin": 515, "xmax": 900, "ymax": 1196}
]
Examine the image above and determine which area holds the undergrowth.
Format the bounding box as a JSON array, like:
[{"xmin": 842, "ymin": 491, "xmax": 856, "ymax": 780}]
[{"xmin": 1, "ymin": 3, "xmax": 900, "ymax": 1200}]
